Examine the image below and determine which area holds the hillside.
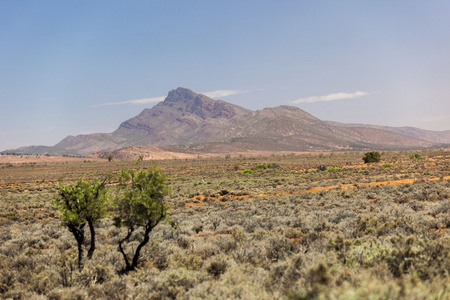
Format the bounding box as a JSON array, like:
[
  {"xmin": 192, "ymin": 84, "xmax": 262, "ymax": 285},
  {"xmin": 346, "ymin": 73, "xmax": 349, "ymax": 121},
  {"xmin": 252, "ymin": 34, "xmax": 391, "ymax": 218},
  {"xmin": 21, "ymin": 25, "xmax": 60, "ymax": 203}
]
[
  {"xmin": 327, "ymin": 121, "xmax": 450, "ymax": 144},
  {"xmin": 2, "ymin": 87, "xmax": 444, "ymax": 156}
]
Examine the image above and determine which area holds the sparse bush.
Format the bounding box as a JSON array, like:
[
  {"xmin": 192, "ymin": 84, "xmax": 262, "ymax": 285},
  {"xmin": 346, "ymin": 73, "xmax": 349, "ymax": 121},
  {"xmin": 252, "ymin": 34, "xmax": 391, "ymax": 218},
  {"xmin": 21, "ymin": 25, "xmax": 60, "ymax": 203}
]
[
  {"xmin": 206, "ymin": 257, "xmax": 228, "ymax": 278},
  {"xmin": 254, "ymin": 164, "xmax": 268, "ymax": 171},
  {"xmin": 317, "ymin": 165, "xmax": 327, "ymax": 171}
]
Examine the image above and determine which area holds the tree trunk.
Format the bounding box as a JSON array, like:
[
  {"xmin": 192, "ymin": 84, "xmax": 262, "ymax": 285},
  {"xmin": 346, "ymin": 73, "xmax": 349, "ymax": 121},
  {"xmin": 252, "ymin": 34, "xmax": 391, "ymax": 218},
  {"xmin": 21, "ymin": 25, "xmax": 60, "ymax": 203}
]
[
  {"xmin": 87, "ymin": 221, "xmax": 95, "ymax": 259},
  {"xmin": 131, "ymin": 226, "xmax": 151, "ymax": 270},
  {"xmin": 69, "ymin": 225, "xmax": 85, "ymax": 269},
  {"xmin": 118, "ymin": 227, "xmax": 134, "ymax": 272},
  {"xmin": 76, "ymin": 234, "xmax": 84, "ymax": 269}
]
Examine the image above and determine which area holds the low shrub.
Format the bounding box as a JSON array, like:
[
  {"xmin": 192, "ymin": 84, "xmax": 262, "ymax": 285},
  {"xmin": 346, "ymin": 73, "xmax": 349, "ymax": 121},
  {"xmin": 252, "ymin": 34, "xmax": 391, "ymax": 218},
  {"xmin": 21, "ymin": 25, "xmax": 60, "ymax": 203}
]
[
  {"xmin": 363, "ymin": 151, "xmax": 381, "ymax": 163},
  {"xmin": 326, "ymin": 167, "xmax": 341, "ymax": 172}
]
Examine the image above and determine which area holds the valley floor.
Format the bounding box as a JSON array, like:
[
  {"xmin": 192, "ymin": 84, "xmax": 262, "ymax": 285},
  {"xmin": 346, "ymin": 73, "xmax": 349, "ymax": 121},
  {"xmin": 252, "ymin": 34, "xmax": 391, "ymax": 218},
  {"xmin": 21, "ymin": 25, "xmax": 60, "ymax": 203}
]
[{"xmin": 1, "ymin": 150, "xmax": 449, "ymax": 299}]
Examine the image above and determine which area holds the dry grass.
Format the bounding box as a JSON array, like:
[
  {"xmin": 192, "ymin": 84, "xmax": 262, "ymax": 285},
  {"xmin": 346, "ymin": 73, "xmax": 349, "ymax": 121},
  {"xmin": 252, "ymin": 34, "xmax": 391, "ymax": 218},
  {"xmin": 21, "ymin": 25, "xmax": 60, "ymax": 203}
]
[{"xmin": 1, "ymin": 150, "xmax": 449, "ymax": 299}]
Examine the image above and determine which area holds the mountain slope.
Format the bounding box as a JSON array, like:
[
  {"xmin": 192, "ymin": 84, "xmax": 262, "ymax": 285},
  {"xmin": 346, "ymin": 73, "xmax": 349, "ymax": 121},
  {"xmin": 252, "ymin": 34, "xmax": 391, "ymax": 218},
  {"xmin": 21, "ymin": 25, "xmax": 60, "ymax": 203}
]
[
  {"xmin": 2, "ymin": 87, "xmax": 444, "ymax": 156},
  {"xmin": 214, "ymin": 105, "xmax": 432, "ymax": 151},
  {"xmin": 327, "ymin": 121, "xmax": 450, "ymax": 144}
]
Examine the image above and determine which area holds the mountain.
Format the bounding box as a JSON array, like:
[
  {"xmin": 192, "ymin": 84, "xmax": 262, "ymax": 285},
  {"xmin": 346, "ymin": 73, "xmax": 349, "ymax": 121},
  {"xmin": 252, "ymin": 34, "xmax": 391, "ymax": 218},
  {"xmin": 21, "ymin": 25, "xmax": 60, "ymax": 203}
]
[{"xmin": 2, "ymin": 87, "xmax": 446, "ymax": 156}]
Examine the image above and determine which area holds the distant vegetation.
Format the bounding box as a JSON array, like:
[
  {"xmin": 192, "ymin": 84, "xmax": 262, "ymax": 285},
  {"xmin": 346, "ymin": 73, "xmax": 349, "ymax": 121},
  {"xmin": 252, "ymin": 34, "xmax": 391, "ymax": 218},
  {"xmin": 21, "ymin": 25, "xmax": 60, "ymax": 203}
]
[
  {"xmin": 362, "ymin": 151, "xmax": 381, "ymax": 163},
  {"xmin": 410, "ymin": 153, "xmax": 423, "ymax": 159}
]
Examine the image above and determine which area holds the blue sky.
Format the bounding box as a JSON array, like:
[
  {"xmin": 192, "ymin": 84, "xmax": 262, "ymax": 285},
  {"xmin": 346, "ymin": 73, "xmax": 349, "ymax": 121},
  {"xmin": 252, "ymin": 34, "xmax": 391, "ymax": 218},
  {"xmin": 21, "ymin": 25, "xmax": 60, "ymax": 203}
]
[{"xmin": 1, "ymin": 1, "xmax": 449, "ymax": 150}]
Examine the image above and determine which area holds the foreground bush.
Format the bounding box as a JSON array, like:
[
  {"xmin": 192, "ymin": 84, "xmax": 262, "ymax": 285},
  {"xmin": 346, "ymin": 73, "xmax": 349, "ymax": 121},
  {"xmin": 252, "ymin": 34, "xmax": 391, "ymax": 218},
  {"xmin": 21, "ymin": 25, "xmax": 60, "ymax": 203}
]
[
  {"xmin": 54, "ymin": 178, "xmax": 108, "ymax": 268},
  {"xmin": 113, "ymin": 167, "xmax": 170, "ymax": 273}
]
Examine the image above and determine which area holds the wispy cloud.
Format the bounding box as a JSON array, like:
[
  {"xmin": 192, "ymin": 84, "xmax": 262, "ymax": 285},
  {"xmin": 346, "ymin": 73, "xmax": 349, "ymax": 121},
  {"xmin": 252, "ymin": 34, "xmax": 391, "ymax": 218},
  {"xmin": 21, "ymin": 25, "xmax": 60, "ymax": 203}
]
[
  {"xmin": 292, "ymin": 91, "xmax": 369, "ymax": 104},
  {"xmin": 201, "ymin": 89, "xmax": 249, "ymax": 99},
  {"xmin": 92, "ymin": 96, "xmax": 166, "ymax": 108},
  {"xmin": 92, "ymin": 89, "xmax": 249, "ymax": 107}
]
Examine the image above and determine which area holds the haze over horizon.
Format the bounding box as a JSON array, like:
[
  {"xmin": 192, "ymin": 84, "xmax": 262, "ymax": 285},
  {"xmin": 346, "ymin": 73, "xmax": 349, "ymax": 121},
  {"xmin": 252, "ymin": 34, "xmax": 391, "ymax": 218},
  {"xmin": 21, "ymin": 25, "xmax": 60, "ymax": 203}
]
[{"xmin": 1, "ymin": 1, "xmax": 449, "ymax": 150}]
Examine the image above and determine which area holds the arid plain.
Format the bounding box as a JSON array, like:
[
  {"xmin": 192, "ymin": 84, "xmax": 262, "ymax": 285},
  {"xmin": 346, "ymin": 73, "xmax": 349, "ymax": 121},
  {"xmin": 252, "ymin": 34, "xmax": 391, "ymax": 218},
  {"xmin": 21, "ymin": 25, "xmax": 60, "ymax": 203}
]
[{"xmin": 1, "ymin": 150, "xmax": 449, "ymax": 299}]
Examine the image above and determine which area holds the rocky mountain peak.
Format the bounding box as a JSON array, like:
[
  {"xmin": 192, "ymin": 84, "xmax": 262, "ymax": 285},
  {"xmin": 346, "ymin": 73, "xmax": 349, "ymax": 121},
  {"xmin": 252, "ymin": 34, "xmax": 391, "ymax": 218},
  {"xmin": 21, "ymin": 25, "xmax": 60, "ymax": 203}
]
[
  {"xmin": 161, "ymin": 87, "xmax": 213, "ymax": 117},
  {"xmin": 164, "ymin": 87, "xmax": 198, "ymax": 104},
  {"xmin": 160, "ymin": 87, "xmax": 249, "ymax": 120}
]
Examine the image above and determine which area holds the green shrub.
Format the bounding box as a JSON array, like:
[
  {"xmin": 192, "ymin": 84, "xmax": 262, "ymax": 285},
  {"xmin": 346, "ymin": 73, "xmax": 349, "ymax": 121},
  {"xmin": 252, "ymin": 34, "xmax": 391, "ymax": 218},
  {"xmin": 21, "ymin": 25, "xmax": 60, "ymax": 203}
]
[
  {"xmin": 253, "ymin": 164, "xmax": 268, "ymax": 170},
  {"xmin": 363, "ymin": 151, "xmax": 381, "ymax": 163},
  {"xmin": 326, "ymin": 167, "xmax": 341, "ymax": 172},
  {"xmin": 382, "ymin": 163, "xmax": 394, "ymax": 168},
  {"xmin": 409, "ymin": 153, "xmax": 423, "ymax": 159},
  {"xmin": 252, "ymin": 163, "xmax": 279, "ymax": 171},
  {"xmin": 241, "ymin": 169, "xmax": 253, "ymax": 175}
]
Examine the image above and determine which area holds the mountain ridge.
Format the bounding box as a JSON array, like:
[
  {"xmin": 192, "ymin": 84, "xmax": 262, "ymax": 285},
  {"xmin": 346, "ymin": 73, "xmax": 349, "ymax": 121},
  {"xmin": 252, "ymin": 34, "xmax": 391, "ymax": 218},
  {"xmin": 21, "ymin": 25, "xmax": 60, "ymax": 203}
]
[{"xmin": 2, "ymin": 87, "xmax": 448, "ymax": 156}]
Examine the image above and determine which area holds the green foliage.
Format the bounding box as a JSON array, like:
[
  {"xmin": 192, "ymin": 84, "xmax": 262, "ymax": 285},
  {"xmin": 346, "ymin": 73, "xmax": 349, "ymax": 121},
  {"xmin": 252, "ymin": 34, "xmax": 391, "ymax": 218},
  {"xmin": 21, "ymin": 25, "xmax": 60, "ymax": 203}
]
[
  {"xmin": 55, "ymin": 180, "xmax": 108, "ymax": 226},
  {"xmin": 362, "ymin": 151, "xmax": 381, "ymax": 163},
  {"xmin": 54, "ymin": 178, "xmax": 108, "ymax": 268},
  {"xmin": 253, "ymin": 164, "xmax": 268, "ymax": 170},
  {"xmin": 241, "ymin": 169, "xmax": 253, "ymax": 175},
  {"xmin": 382, "ymin": 163, "xmax": 394, "ymax": 168},
  {"xmin": 113, "ymin": 166, "xmax": 169, "ymax": 272},
  {"xmin": 409, "ymin": 153, "xmax": 423, "ymax": 159},
  {"xmin": 252, "ymin": 163, "xmax": 280, "ymax": 171},
  {"xmin": 326, "ymin": 167, "xmax": 341, "ymax": 172},
  {"xmin": 114, "ymin": 167, "xmax": 169, "ymax": 228}
]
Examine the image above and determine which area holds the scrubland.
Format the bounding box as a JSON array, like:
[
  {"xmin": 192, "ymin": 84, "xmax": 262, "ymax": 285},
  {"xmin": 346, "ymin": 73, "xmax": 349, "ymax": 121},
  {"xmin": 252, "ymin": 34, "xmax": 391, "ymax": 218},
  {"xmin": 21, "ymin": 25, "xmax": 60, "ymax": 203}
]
[{"xmin": 0, "ymin": 150, "xmax": 449, "ymax": 299}]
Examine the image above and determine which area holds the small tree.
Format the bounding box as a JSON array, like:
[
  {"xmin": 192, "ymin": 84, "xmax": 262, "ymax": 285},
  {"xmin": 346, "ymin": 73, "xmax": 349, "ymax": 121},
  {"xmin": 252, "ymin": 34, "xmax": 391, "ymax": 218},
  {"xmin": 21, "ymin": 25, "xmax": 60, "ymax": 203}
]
[
  {"xmin": 54, "ymin": 179, "xmax": 108, "ymax": 269},
  {"xmin": 362, "ymin": 151, "xmax": 381, "ymax": 163},
  {"xmin": 113, "ymin": 166, "xmax": 169, "ymax": 273}
]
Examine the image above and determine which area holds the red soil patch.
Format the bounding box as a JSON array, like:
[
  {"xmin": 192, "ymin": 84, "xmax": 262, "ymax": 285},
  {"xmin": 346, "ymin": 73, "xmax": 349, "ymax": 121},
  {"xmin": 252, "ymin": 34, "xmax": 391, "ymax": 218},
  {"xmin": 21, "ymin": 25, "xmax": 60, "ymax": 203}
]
[
  {"xmin": 185, "ymin": 176, "xmax": 450, "ymax": 205},
  {"xmin": 306, "ymin": 176, "xmax": 450, "ymax": 193}
]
